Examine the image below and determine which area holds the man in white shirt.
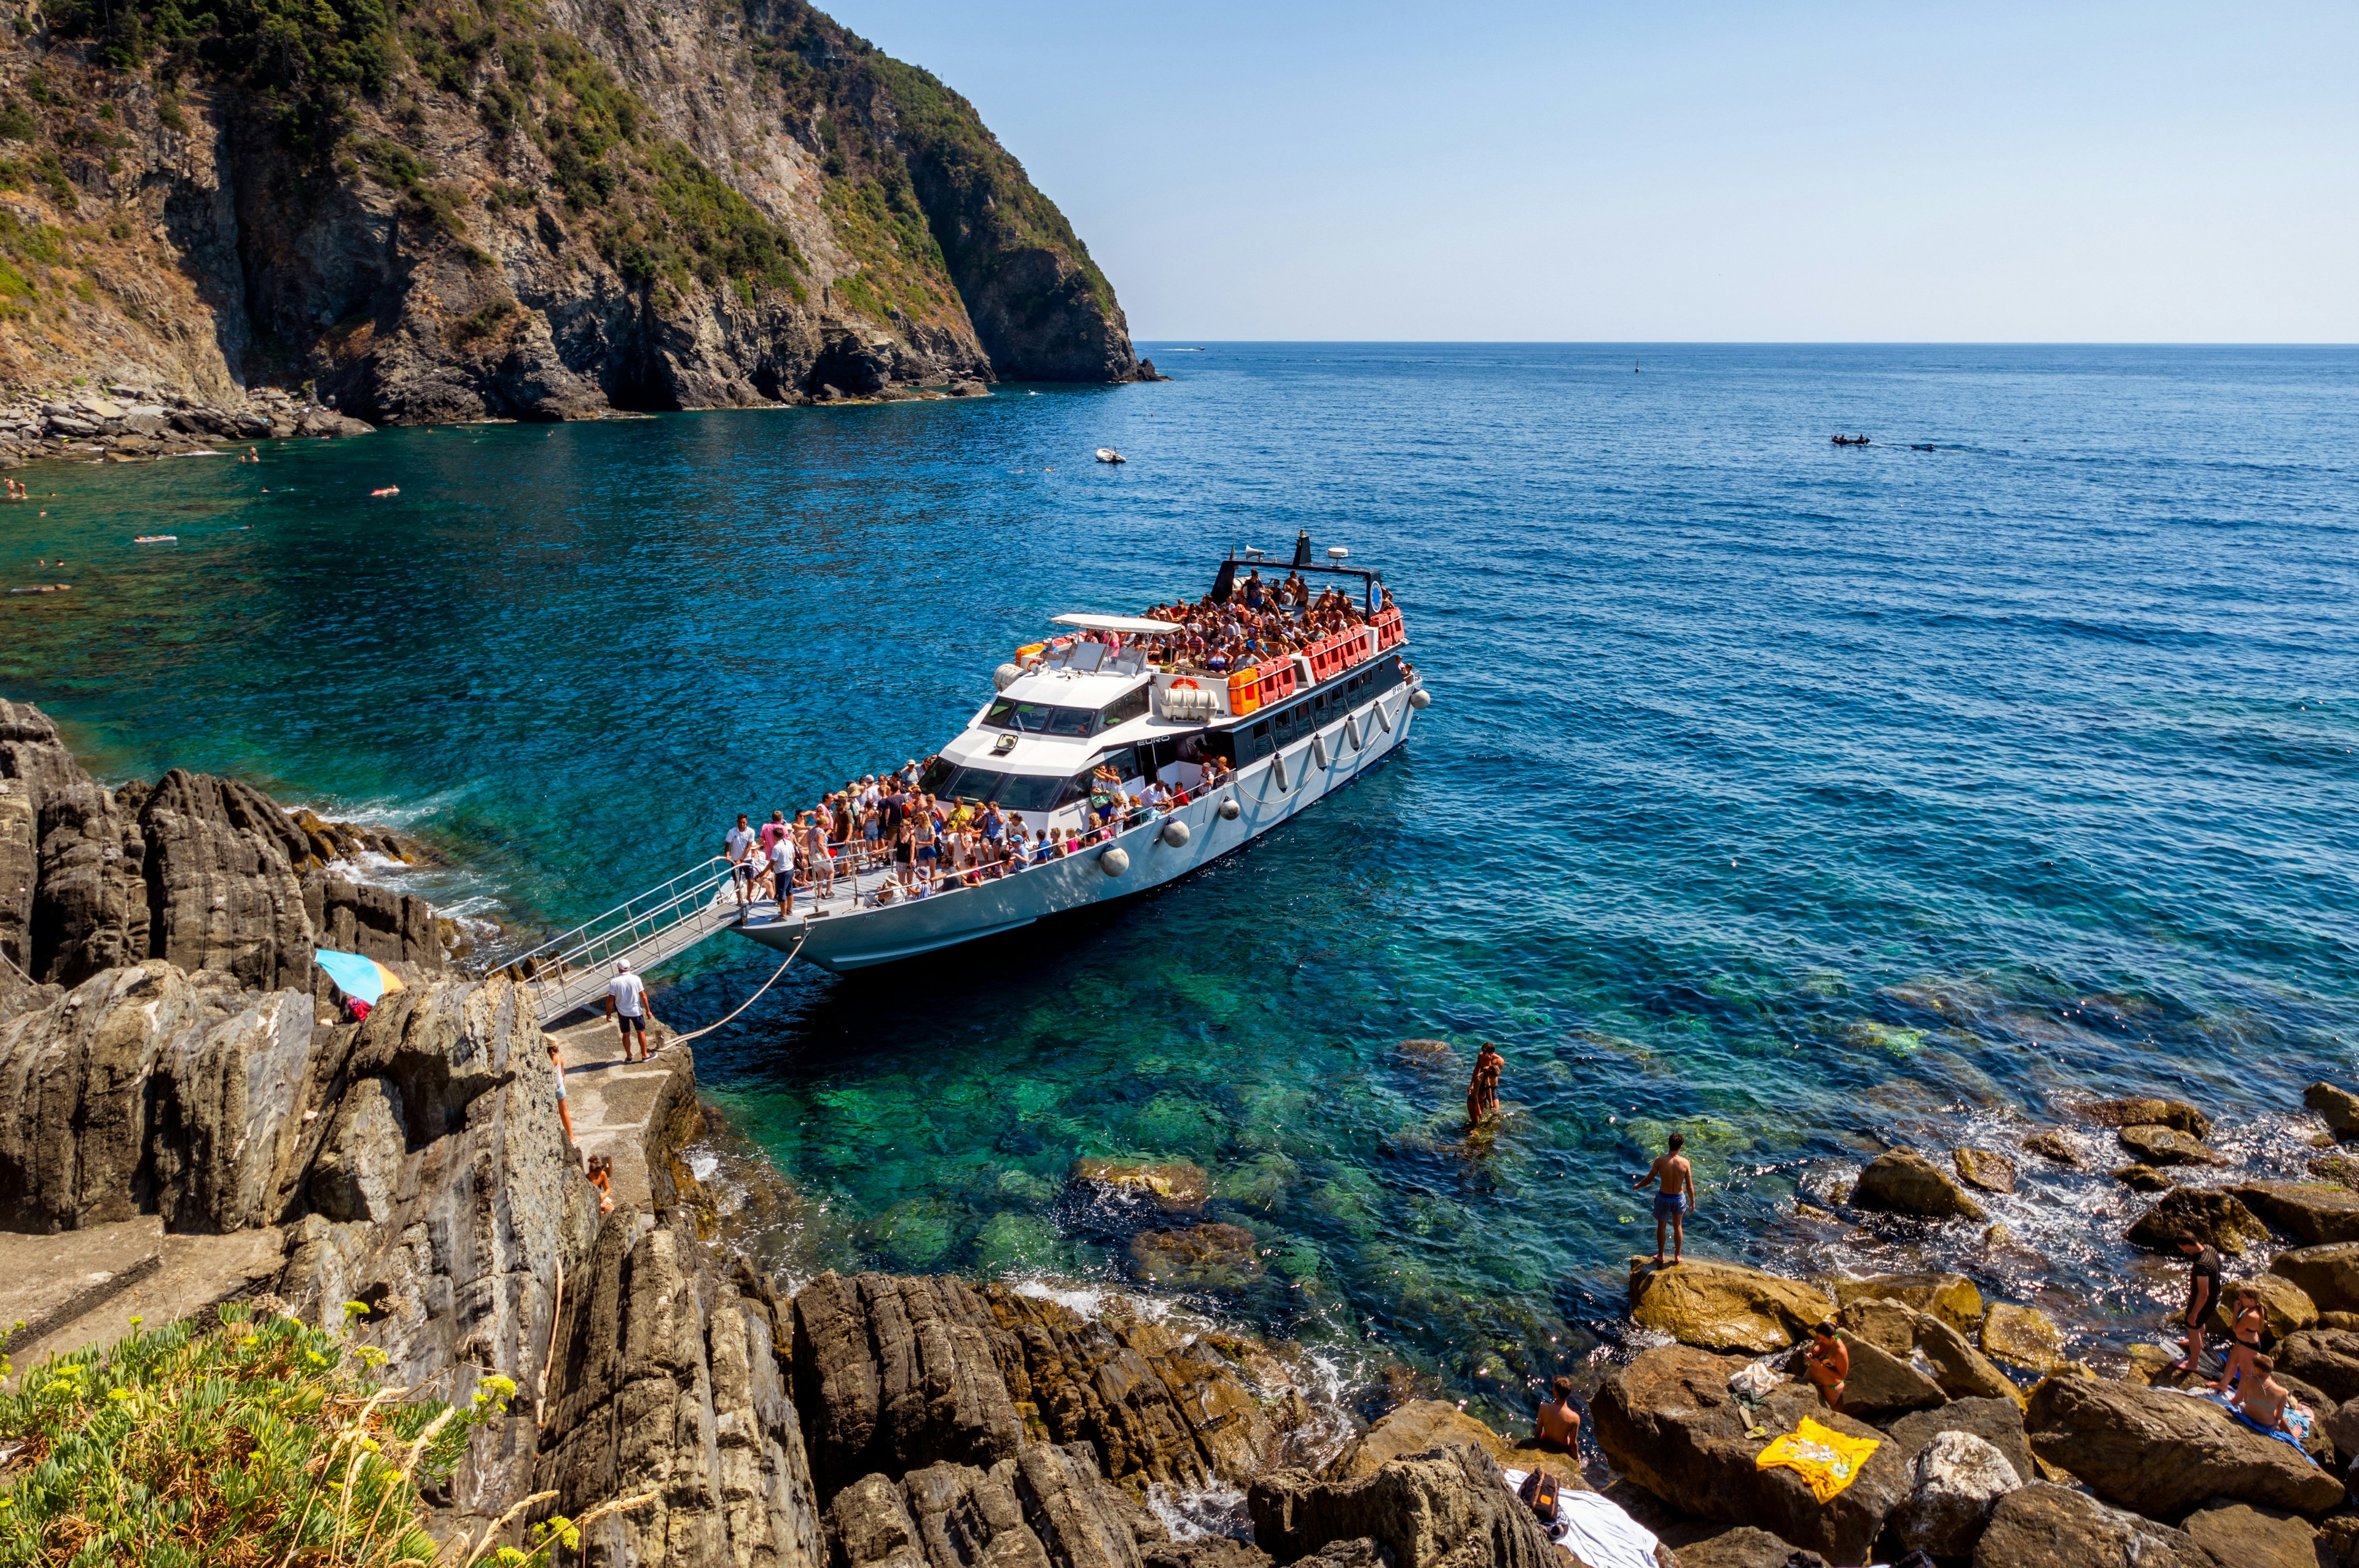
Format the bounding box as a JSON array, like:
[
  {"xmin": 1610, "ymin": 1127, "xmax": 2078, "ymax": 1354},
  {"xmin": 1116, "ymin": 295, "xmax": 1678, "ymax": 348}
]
[
  {"xmin": 605, "ymin": 960, "xmax": 652, "ymax": 1061},
  {"xmin": 724, "ymin": 813, "xmax": 757, "ymax": 908},
  {"xmin": 769, "ymin": 833, "xmax": 795, "ymax": 914}
]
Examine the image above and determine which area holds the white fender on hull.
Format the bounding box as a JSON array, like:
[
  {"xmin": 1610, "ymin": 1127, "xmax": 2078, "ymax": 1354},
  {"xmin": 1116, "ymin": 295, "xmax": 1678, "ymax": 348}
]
[
  {"xmin": 994, "ymin": 663, "xmax": 1022, "ymax": 690},
  {"xmin": 1100, "ymin": 846, "xmax": 1130, "ymax": 876},
  {"xmin": 1218, "ymin": 797, "xmax": 1241, "ymax": 821},
  {"xmin": 1409, "ymin": 687, "xmax": 1432, "ymax": 709},
  {"xmin": 1160, "ymin": 818, "xmax": 1191, "ymax": 847}
]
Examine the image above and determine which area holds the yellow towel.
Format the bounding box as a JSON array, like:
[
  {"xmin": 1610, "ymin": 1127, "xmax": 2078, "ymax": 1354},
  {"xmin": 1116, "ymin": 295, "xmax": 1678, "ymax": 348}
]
[{"xmin": 1755, "ymin": 1418, "xmax": 1881, "ymax": 1504}]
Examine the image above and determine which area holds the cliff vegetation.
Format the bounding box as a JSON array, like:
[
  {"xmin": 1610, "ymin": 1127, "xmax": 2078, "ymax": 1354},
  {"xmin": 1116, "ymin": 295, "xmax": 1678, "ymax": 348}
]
[{"xmin": 0, "ymin": 0, "xmax": 1151, "ymax": 429}]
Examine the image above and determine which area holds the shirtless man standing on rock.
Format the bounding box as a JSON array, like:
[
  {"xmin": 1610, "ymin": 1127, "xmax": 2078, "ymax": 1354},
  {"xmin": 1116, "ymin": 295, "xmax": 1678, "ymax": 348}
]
[{"xmin": 1633, "ymin": 1131, "xmax": 1697, "ymax": 1266}]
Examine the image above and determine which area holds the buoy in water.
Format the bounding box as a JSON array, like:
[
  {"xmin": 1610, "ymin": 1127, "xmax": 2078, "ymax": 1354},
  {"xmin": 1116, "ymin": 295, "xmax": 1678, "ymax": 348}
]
[
  {"xmin": 1099, "ymin": 846, "xmax": 1130, "ymax": 876},
  {"xmin": 1095, "ymin": 448, "xmax": 1125, "ymax": 464},
  {"xmin": 1160, "ymin": 819, "xmax": 1190, "ymax": 848}
]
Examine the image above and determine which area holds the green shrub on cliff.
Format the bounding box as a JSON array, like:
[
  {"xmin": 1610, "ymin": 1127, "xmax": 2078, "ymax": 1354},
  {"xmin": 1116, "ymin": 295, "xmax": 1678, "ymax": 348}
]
[{"xmin": 0, "ymin": 1302, "xmax": 489, "ymax": 1566}]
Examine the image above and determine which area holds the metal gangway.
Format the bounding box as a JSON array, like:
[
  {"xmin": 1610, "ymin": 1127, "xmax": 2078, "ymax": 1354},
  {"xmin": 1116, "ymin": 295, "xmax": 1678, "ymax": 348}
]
[{"xmin": 508, "ymin": 857, "xmax": 748, "ymax": 1026}]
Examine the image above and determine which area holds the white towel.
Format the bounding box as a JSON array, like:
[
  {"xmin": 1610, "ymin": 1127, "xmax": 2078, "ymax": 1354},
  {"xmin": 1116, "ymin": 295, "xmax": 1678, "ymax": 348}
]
[{"xmin": 1551, "ymin": 1488, "xmax": 1659, "ymax": 1568}]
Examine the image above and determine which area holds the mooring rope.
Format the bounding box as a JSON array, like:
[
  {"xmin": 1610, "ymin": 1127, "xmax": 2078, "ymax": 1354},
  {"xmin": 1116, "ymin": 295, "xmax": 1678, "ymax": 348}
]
[{"xmin": 665, "ymin": 932, "xmax": 806, "ymax": 1045}]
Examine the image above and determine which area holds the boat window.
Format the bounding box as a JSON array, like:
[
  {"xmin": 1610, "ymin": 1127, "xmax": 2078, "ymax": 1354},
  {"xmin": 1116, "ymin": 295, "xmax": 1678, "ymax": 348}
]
[
  {"xmin": 920, "ymin": 762, "xmax": 1092, "ymax": 814},
  {"xmin": 982, "ymin": 698, "xmax": 1097, "ymax": 737},
  {"xmin": 1098, "ymin": 685, "xmax": 1149, "ymax": 729},
  {"xmin": 1097, "ymin": 743, "xmax": 1141, "ymax": 781}
]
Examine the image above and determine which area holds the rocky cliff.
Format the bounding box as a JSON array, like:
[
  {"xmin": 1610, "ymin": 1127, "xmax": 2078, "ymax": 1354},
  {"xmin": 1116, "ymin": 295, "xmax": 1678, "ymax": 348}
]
[{"xmin": 0, "ymin": 0, "xmax": 1152, "ymax": 447}]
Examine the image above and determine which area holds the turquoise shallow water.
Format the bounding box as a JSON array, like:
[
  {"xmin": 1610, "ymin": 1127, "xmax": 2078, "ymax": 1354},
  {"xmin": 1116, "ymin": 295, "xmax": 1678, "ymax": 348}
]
[{"xmin": 4, "ymin": 344, "xmax": 2357, "ymax": 1429}]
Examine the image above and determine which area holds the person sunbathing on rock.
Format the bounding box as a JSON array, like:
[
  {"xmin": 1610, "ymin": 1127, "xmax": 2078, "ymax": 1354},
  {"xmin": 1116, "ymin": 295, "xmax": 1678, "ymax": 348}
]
[
  {"xmin": 2235, "ymin": 1352, "xmax": 2293, "ymax": 1433},
  {"xmin": 2215, "ymin": 1285, "xmax": 2267, "ymax": 1395},
  {"xmin": 1804, "ymin": 1322, "xmax": 1849, "ymax": 1412}
]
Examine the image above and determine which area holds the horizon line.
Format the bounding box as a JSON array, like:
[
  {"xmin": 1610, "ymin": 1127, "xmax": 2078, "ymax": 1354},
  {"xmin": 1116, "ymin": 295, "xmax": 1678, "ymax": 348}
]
[{"xmin": 1126, "ymin": 339, "xmax": 2359, "ymax": 349}]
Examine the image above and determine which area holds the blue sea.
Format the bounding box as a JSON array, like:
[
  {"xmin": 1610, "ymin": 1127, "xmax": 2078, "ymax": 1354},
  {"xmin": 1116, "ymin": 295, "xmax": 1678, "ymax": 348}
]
[{"xmin": 6, "ymin": 344, "xmax": 2356, "ymax": 1428}]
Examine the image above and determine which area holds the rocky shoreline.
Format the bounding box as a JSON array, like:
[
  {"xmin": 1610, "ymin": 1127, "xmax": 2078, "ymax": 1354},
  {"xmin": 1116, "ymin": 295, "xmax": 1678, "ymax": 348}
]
[
  {"xmin": 0, "ymin": 381, "xmax": 374, "ymax": 467},
  {"xmin": 7, "ymin": 692, "xmax": 2359, "ymax": 1567}
]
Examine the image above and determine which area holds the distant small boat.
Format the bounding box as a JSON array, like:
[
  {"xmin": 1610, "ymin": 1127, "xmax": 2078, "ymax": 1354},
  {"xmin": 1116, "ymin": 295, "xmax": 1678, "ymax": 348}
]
[
  {"xmin": 133, "ymin": 534, "xmax": 177, "ymax": 544},
  {"xmin": 370, "ymin": 486, "xmax": 400, "ymax": 497},
  {"xmin": 1095, "ymin": 448, "xmax": 1125, "ymax": 464},
  {"xmin": 1909, "ymin": 443, "xmax": 1936, "ymax": 452},
  {"xmin": 1831, "ymin": 434, "xmax": 1871, "ymax": 446}
]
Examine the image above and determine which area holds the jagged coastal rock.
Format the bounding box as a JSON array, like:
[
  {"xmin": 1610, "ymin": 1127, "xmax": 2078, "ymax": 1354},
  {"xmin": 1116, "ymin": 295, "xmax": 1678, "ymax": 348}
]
[
  {"xmin": 0, "ymin": 0, "xmax": 1157, "ymax": 463},
  {"xmin": 18, "ymin": 687, "xmax": 2359, "ymax": 1568}
]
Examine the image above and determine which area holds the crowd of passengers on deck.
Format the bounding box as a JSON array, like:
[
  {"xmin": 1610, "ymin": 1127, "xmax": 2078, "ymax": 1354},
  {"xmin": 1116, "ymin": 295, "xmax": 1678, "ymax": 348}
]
[
  {"xmin": 1133, "ymin": 568, "xmax": 1398, "ymax": 676},
  {"xmin": 719, "ymin": 571, "xmax": 1395, "ymax": 915},
  {"xmin": 723, "ymin": 755, "xmax": 1234, "ymax": 913}
]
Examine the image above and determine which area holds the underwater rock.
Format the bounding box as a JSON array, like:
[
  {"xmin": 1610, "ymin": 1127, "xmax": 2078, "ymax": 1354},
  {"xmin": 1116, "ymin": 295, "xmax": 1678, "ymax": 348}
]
[
  {"xmin": 2074, "ymin": 1097, "xmax": 2210, "ymax": 1139},
  {"xmin": 2116, "ymin": 1124, "xmax": 2222, "ymax": 1167},
  {"xmin": 1129, "ymin": 1224, "xmax": 1266, "ymax": 1290},
  {"xmin": 2126, "ymin": 1187, "xmax": 2269, "ymax": 1255},
  {"xmin": 1071, "ymin": 1158, "xmax": 1210, "ymax": 1214},
  {"xmin": 1952, "ymin": 1147, "xmax": 2017, "ymax": 1194},
  {"xmin": 1979, "ymin": 1304, "xmax": 2067, "ymax": 1375},
  {"xmin": 1853, "ymin": 1150, "xmax": 1986, "ymax": 1222},
  {"xmin": 1627, "ymin": 1256, "xmax": 1833, "ymax": 1353}
]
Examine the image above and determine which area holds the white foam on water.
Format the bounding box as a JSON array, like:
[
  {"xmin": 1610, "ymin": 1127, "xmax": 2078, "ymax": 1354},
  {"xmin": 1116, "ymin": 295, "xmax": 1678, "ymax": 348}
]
[
  {"xmin": 1143, "ymin": 1481, "xmax": 1250, "ymax": 1542},
  {"xmin": 689, "ymin": 1152, "xmax": 721, "ymax": 1182}
]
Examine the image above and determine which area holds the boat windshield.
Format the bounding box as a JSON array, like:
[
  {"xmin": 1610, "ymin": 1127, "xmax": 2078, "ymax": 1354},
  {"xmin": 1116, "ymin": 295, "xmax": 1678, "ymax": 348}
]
[
  {"xmin": 918, "ymin": 760, "xmax": 1091, "ymax": 814},
  {"xmin": 980, "ymin": 698, "xmax": 1097, "ymax": 737}
]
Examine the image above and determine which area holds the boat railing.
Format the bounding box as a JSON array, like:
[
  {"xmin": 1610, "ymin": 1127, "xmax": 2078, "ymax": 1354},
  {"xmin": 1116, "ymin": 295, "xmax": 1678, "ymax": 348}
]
[{"xmin": 504, "ymin": 856, "xmax": 739, "ymax": 997}]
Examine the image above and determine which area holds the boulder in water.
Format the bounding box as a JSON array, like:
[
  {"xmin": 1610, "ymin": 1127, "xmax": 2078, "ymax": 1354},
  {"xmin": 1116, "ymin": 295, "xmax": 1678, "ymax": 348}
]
[
  {"xmin": 2111, "ymin": 1164, "xmax": 2174, "ymax": 1192},
  {"xmin": 2272, "ymin": 1241, "xmax": 2359, "ymax": 1316},
  {"xmin": 2126, "ymin": 1187, "xmax": 2269, "ymax": 1255},
  {"xmin": 2233, "ymin": 1181, "xmax": 2359, "ymax": 1246},
  {"xmin": 2021, "ymin": 1129, "xmax": 2080, "ymax": 1167},
  {"xmin": 1952, "ymin": 1147, "xmax": 2017, "ymax": 1194},
  {"xmin": 2306, "ymin": 1082, "xmax": 2359, "ymax": 1142},
  {"xmin": 1979, "ymin": 1304, "xmax": 2067, "ymax": 1375},
  {"xmin": 2022, "ymin": 1373, "xmax": 2345, "ymax": 1517},
  {"xmin": 2116, "ymin": 1123, "xmax": 2223, "ymax": 1166},
  {"xmin": 1828, "ymin": 1271, "xmax": 1984, "ymax": 1332},
  {"xmin": 2074, "ymin": 1096, "xmax": 2211, "ymax": 1139},
  {"xmin": 1627, "ymin": 1257, "xmax": 1833, "ymax": 1353},
  {"xmin": 1889, "ymin": 1430, "xmax": 2021, "ymax": 1560},
  {"xmin": 1853, "ymin": 1150, "xmax": 1986, "ymax": 1220},
  {"xmin": 1971, "ymin": 1483, "xmax": 2213, "ymax": 1568}
]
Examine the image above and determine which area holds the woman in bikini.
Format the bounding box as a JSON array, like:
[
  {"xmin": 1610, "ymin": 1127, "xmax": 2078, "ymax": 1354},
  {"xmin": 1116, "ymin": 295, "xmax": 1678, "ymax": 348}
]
[{"xmin": 2215, "ymin": 1285, "xmax": 2267, "ymax": 1394}]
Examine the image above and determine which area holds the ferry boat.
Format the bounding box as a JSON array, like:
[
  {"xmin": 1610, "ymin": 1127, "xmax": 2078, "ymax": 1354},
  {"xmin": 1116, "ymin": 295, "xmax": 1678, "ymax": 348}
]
[{"xmin": 735, "ymin": 534, "xmax": 1427, "ymax": 971}]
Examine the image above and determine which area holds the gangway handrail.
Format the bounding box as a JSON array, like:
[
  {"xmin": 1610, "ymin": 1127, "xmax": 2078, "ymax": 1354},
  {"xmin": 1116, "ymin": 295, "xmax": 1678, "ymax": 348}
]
[{"xmin": 506, "ymin": 855, "xmax": 738, "ymax": 999}]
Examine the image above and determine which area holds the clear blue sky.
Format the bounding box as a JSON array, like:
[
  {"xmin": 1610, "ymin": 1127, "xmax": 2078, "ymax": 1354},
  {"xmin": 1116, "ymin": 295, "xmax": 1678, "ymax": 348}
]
[{"xmin": 824, "ymin": 0, "xmax": 2355, "ymax": 342}]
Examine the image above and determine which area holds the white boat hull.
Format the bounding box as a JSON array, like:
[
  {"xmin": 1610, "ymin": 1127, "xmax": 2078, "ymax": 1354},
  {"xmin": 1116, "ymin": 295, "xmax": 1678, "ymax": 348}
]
[{"xmin": 736, "ymin": 683, "xmax": 1420, "ymax": 971}]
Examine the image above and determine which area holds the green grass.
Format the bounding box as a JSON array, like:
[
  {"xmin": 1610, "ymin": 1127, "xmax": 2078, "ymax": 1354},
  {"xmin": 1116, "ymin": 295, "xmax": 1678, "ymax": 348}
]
[{"xmin": 0, "ymin": 1303, "xmax": 493, "ymax": 1567}]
